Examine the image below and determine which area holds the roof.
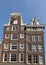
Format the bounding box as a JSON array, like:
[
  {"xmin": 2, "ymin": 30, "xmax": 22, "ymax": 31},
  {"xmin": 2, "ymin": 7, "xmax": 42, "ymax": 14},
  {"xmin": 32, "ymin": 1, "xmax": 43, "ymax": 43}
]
[{"xmin": 10, "ymin": 12, "xmax": 21, "ymax": 16}]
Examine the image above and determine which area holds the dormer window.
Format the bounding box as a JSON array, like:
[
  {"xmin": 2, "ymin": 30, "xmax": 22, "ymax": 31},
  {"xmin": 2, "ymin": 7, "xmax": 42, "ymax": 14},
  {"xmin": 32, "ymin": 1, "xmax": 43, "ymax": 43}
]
[
  {"xmin": 31, "ymin": 17, "xmax": 39, "ymax": 25},
  {"xmin": 13, "ymin": 20, "xmax": 18, "ymax": 24}
]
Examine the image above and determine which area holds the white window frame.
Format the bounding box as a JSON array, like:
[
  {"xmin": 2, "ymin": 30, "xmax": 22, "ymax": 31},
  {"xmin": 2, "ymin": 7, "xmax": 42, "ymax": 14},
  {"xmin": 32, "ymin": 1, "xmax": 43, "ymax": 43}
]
[
  {"xmin": 20, "ymin": 27, "xmax": 24, "ymax": 30},
  {"xmin": 32, "ymin": 35, "xmax": 37, "ymax": 41},
  {"xmin": 32, "ymin": 44, "xmax": 37, "ymax": 51},
  {"xmin": 38, "ymin": 44, "xmax": 43, "ymax": 52},
  {"xmin": 10, "ymin": 43, "xmax": 18, "ymax": 51},
  {"xmin": 6, "ymin": 27, "xmax": 10, "ymax": 31},
  {"xmin": 4, "ymin": 43, "xmax": 8, "ymax": 49},
  {"xmin": 9, "ymin": 53, "xmax": 17, "ymax": 62},
  {"xmin": 11, "ymin": 34, "xmax": 18, "ymax": 40},
  {"xmin": 20, "ymin": 34, "xmax": 24, "ymax": 38},
  {"xmin": 27, "ymin": 35, "xmax": 31, "ymax": 41},
  {"xmin": 19, "ymin": 53, "xmax": 24, "ymax": 62},
  {"xmin": 3, "ymin": 53, "xmax": 7, "ymax": 62},
  {"xmin": 38, "ymin": 35, "xmax": 42, "ymax": 41},
  {"xmin": 12, "ymin": 26, "xmax": 18, "ymax": 31},
  {"xmin": 39, "ymin": 56, "xmax": 43, "ymax": 64},
  {"xmin": 13, "ymin": 20, "xmax": 18, "ymax": 24},
  {"xmin": 5, "ymin": 34, "xmax": 9, "ymax": 39},
  {"xmin": 27, "ymin": 44, "xmax": 31, "ymax": 51},
  {"xmin": 20, "ymin": 43, "xmax": 24, "ymax": 49}
]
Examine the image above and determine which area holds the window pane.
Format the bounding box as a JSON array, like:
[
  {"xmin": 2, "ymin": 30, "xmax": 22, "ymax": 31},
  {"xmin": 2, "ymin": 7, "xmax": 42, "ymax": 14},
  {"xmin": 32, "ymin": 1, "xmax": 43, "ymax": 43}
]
[
  {"xmin": 27, "ymin": 44, "xmax": 31, "ymax": 51},
  {"xmin": 38, "ymin": 44, "xmax": 43, "ymax": 52},
  {"xmin": 27, "ymin": 35, "xmax": 31, "ymax": 41},
  {"xmin": 39, "ymin": 56, "xmax": 43, "ymax": 64},
  {"xmin": 28, "ymin": 55, "xmax": 31, "ymax": 63},
  {"xmin": 38, "ymin": 35, "xmax": 42, "ymax": 41},
  {"xmin": 10, "ymin": 43, "xmax": 18, "ymax": 50},
  {"xmin": 19, "ymin": 53, "xmax": 24, "ymax": 62},
  {"xmin": 20, "ymin": 43, "xmax": 24, "ymax": 49},
  {"xmin": 13, "ymin": 20, "xmax": 18, "ymax": 24},
  {"xmin": 3, "ymin": 53, "xmax": 7, "ymax": 62},
  {"xmin": 20, "ymin": 34, "xmax": 24, "ymax": 38},
  {"xmin": 32, "ymin": 35, "xmax": 37, "ymax": 41},
  {"xmin": 11, "ymin": 53, "xmax": 16, "ymax": 61},
  {"xmin": 33, "ymin": 55, "xmax": 38, "ymax": 64},
  {"xmin": 32, "ymin": 44, "xmax": 37, "ymax": 51},
  {"xmin": 11, "ymin": 34, "xmax": 18, "ymax": 40},
  {"xmin": 12, "ymin": 26, "xmax": 18, "ymax": 31},
  {"xmin": 4, "ymin": 43, "xmax": 8, "ymax": 49}
]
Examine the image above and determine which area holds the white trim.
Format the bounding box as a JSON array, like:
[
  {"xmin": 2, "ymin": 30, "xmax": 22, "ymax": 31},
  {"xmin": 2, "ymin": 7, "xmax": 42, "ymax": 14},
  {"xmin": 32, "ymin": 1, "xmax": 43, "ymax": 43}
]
[
  {"xmin": 11, "ymin": 34, "xmax": 18, "ymax": 40},
  {"xmin": 20, "ymin": 34, "xmax": 24, "ymax": 38},
  {"xmin": 10, "ymin": 43, "xmax": 18, "ymax": 51},
  {"xmin": 3, "ymin": 53, "xmax": 7, "ymax": 62},
  {"xmin": 19, "ymin": 53, "xmax": 24, "ymax": 62}
]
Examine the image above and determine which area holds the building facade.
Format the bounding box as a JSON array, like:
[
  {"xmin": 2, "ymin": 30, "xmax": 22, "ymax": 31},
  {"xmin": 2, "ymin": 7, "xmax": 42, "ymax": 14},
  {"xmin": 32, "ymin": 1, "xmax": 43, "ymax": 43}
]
[{"xmin": 1, "ymin": 13, "xmax": 45, "ymax": 65}]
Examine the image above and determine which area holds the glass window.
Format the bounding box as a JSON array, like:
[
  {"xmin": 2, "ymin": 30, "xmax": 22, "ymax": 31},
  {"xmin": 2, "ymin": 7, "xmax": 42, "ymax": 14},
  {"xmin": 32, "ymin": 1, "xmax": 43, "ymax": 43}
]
[
  {"xmin": 19, "ymin": 53, "xmax": 24, "ymax": 62},
  {"xmin": 27, "ymin": 35, "xmax": 31, "ymax": 41},
  {"xmin": 6, "ymin": 27, "xmax": 10, "ymax": 31},
  {"xmin": 13, "ymin": 20, "xmax": 18, "ymax": 24},
  {"xmin": 4, "ymin": 43, "xmax": 8, "ymax": 49},
  {"xmin": 38, "ymin": 35, "xmax": 42, "ymax": 41},
  {"xmin": 39, "ymin": 56, "xmax": 43, "ymax": 64},
  {"xmin": 20, "ymin": 34, "xmax": 24, "ymax": 38},
  {"xmin": 5, "ymin": 34, "xmax": 10, "ymax": 39},
  {"xmin": 10, "ymin": 53, "xmax": 16, "ymax": 62},
  {"xmin": 27, "ymin": 44, "xmax": 31, "ymax": 51},
  {"xmin": 11, "ymin": 34, "xmax": 18, "ymax": 40},
  {"xmin": 20, "ymin": 43, "xmax": 24, "ymax": 49},
  {"xmin": 32, "ymin": 44, "xmax": 37, "ymax": 51},
  {"xmin": 10, "ymin": 43, "xmax": 18, "ymax": 50},
  {"xmin": 27, "ymin": 55, "xmax": 32, "ymax": 64},
  {"xmin": 3, "ymin": 53, "xmax": 7, "ymax": 62},
  {"xmin": 33, "ymin": 55, "xmax": 38, "ymax": 64},
  {"xmin": 12, "ymin": 26, "xmax": 18, "ymax": 31},
  {"xmin": 38, "ymin": 44, "xmax": 43, "ymax": 52},
  {"xmin": 32, "ymin": 35, "xmax": 37, "ymax": 41},
  {"xmin": 20, "ymin": 27, "xmax": 24, "ymax": 30}
]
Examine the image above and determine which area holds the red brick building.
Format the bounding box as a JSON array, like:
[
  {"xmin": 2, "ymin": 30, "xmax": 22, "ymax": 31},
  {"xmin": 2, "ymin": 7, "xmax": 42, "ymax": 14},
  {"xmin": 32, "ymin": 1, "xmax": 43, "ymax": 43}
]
[{"xmin": 0, "ymin": 13, "xmax": 45, "ymax": 65}]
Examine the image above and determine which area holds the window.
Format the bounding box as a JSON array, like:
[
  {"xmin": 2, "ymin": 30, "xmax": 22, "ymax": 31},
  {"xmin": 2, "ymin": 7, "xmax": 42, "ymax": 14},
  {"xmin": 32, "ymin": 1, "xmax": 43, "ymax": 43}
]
[
  {"xmin": 6, "ymin": 27, "xmax": 10, "ymax": 31},
  {"xmin": 13, "ymin": 20, "xmax": 18, "ymax": 24},
  {"xmin": 10, "ymin": 53, "xmax": 16, "ymax": 62},
  {"xmin": 32, "ymin": 44, "xmax": 37, "ymax": 51},
  {"xmin": 3, "ymin": 53, "xmax": 7, "ymax": 62},
  {"xmin": 26, "ymin": 27, "xmax": 31, "ymax": 31},
  {"xmin": 11, "ymin": 34, "xmax": 18, "ymax": 40},
  {"xmin": 20, "ymin": 27, "xmax": 24, "ymax": 30},
  {"xmin": 32, "ymin": 35, "xmax": 37, "ymax": 41},
  {"xmin": 20, "ymin": 43, "xmax": 24, "ymax": 49},
  {"xmin": 27, "ymin": 35, "xmax": 31, "ymax": 41},
  {"xmin": 38, "ymin": 35, "xmax": 42, "ymax": 41},
  {"xmin": 27, "ymin": 55, "xmax": 32, "ymax": 64},
  {"xmin": 38, "ymin": 44, "xmax": 43, "ymax": 52},
  {"xmin": 19, "ymin": 53, "xmax": 24, "ymax": 62},
  {"xmin": 5, "ymin": 34, "xmax": 10, "ymax": 39},
  {"xmin": 27, "ymin": 44, "xmax": 31, "ymax": 51},
  {"xmin": 39, "ymin": 56, "xmax": 43, "ymax": 64},
  {"xmin": 33, "ymin": 55, "xmax": 38, "ymax": 64},
  {"xmin": 10, "ymin": 43, "xmax": 18, "ymax": 50},
  {"xmin": 20, "ymin": 34, "xmax": 24, "ymax": 38},
  {"xmin": 4, "ymin": 43, "xmax": 8, "ymax": 49},
  {"xmin": 12, "ymin": 26, "xmax": 18, "ymax": 31}
]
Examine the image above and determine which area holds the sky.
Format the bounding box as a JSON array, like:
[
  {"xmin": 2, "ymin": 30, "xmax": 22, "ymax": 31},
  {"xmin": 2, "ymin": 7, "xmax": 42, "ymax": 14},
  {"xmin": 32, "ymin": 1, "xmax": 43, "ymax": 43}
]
[{"xmin": 0, "ymin": 0, "xmax": 46, "ymax": 55}]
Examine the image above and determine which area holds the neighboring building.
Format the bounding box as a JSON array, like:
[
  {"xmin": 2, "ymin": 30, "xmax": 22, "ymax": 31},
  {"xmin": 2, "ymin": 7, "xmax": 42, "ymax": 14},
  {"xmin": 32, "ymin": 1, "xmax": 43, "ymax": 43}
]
[{"xmin": 1, "ymin": 13, "xmax": 45, "ymax": 65}]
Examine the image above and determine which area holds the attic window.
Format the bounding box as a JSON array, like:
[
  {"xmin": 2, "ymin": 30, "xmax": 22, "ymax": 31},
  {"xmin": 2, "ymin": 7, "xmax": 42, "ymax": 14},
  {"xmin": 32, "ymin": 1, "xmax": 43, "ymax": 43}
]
[{"xmin": 13, "ymin": 20, "xmax": 18, "ymax": 24}]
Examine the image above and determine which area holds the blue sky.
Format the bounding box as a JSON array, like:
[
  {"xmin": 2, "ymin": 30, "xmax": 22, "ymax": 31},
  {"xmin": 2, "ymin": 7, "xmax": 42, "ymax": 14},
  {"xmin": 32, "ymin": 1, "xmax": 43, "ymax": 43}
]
[{"xmin": 0, "ymin": 0, "xmax": 46, "ymax": 55}]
